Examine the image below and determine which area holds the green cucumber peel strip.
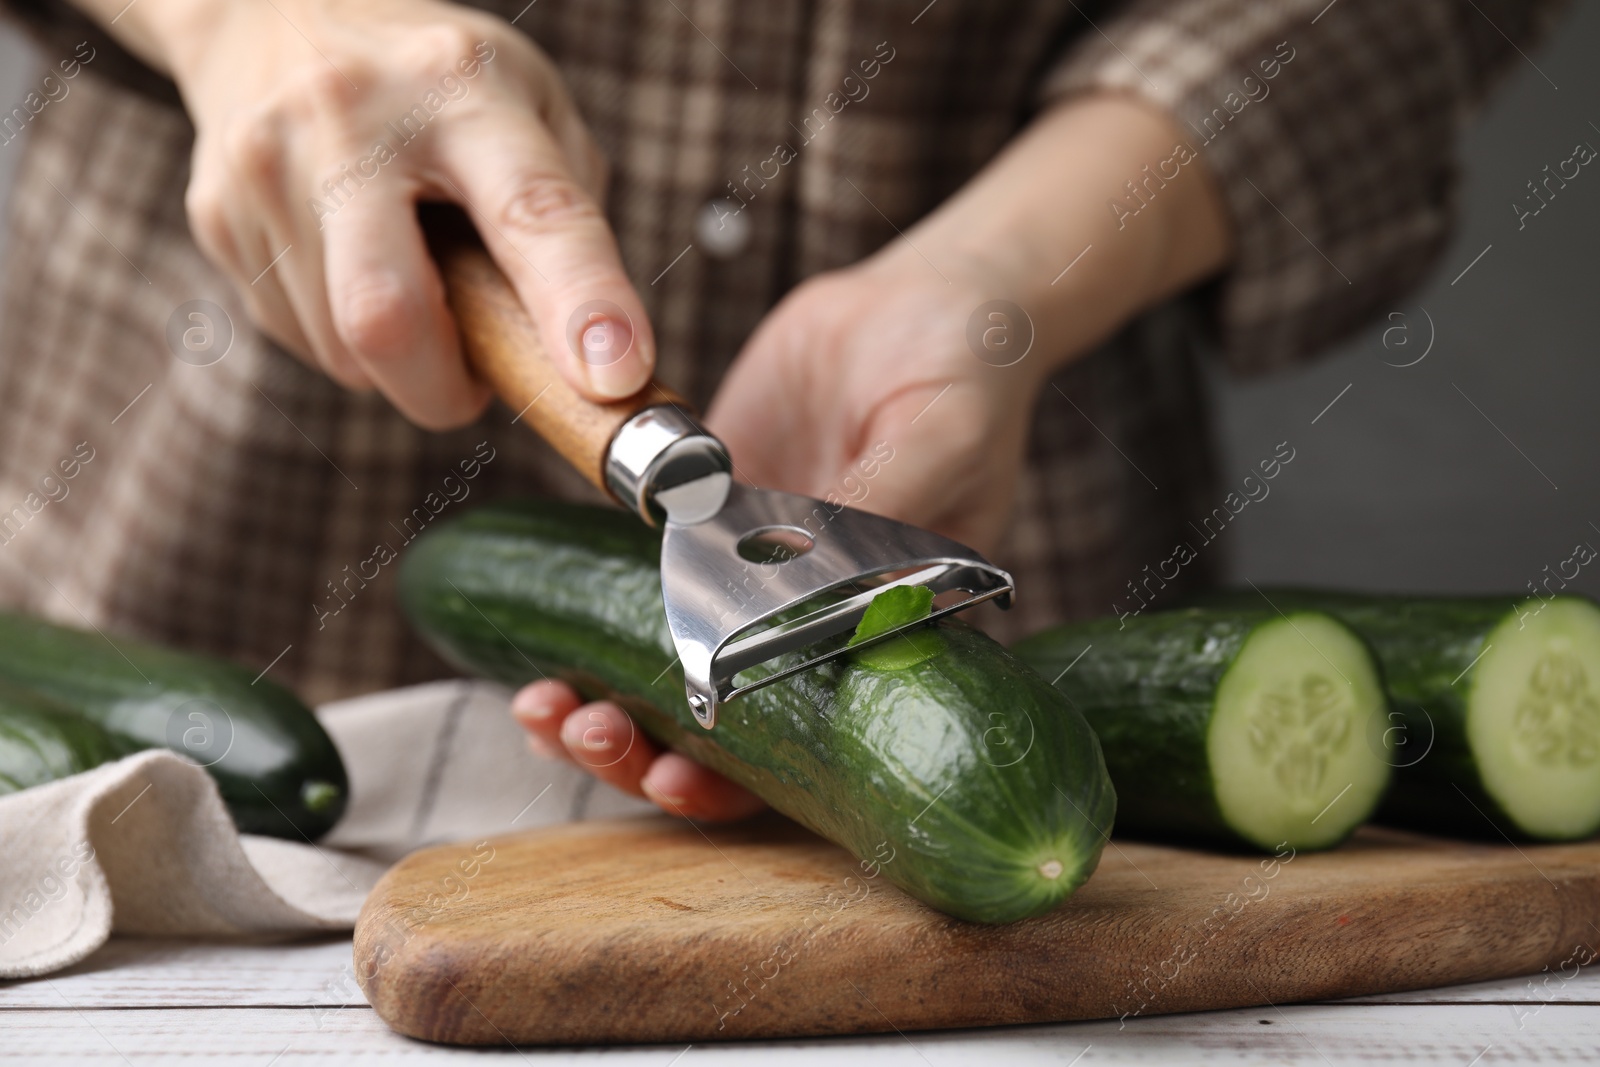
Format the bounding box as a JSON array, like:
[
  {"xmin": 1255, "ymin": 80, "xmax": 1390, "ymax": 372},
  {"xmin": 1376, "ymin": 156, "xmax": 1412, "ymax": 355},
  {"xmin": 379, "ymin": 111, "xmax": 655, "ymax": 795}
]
[{"xmin": 848, "ymin": 585, "xmax": 939, "ymax": 670}]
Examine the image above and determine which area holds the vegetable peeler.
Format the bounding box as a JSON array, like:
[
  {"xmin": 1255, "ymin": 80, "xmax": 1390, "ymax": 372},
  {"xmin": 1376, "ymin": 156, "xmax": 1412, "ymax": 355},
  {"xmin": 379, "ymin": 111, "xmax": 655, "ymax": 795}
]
[{"xmin": 427, "ymin": 208, "xmax": 1013, "ymax": 728}]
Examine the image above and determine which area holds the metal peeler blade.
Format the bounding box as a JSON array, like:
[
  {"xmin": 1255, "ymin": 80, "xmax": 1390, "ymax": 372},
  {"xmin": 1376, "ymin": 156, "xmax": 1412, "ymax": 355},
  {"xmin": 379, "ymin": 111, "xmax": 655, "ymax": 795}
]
[{"xmin": 658, "ymin": 481, "xmax": 1013, "ymax": 729}]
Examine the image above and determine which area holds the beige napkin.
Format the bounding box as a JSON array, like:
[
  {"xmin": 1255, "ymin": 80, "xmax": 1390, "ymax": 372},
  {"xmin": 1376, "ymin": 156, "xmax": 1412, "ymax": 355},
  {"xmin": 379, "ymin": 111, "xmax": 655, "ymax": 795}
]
[{"xmin": 0, "ymin": 680, "xmax": 655, "ymax": 978}]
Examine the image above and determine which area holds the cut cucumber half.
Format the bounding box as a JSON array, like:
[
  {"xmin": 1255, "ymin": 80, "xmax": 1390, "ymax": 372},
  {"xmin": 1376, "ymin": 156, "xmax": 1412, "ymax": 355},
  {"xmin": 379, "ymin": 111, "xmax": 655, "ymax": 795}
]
[
  {"xmin": 1187, "ymin": 589, "xmax": 1600, "ymax": 841},
  {"xmin": 1013, "ymin": 608, "xmax": 1392, "ymax": 852},
  {"xmin": 1471, "ymin": 598, "xmax": 1600, "ymax": 839},
  {"xmin": 1209, "ymin": 614, "xmax": 1390, "ymax": 850}
]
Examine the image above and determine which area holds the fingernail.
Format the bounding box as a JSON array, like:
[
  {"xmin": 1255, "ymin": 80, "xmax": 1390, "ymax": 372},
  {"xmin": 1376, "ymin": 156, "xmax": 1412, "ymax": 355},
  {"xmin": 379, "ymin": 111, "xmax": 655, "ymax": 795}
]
[
  {"xmin": 579, "ymin": 317, "xmax": 647, "ymax": 399},
  {"xmin": 642, "ymin": 779, "xmax": 689, "ymax": 811},
  {"xmin": 562, "ymin": 709, "xmax": 620, "ymax": 757},
  {"xmin": 511, "ymin": 688, "xmax": 558, "ymax": 721}
]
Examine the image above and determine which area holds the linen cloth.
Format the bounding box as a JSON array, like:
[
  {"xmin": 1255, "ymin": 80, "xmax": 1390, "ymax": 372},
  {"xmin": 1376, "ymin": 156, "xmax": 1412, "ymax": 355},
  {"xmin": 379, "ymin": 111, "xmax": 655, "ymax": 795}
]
[
  {"xmin": 0, "ymin": 0, "xmax": 1566, "ymax": 705},
  {"xmin": 0, "ymin": 680, "xmax": 655, "ymax": 978}
]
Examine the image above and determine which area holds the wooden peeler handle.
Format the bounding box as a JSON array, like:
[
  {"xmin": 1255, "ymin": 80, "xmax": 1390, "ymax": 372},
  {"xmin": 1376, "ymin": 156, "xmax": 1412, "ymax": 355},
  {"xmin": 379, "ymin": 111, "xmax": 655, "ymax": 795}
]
[{"xmin": 422, "ymin": 205, "xmax": 686, "ymax": 497}]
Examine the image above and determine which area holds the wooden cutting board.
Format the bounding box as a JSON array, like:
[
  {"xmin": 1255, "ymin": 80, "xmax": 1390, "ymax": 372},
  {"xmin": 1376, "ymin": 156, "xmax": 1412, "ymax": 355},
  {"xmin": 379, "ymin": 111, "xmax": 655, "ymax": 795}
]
[{"xmin": 354, "ymin": 814, "xmax": 1600, "ymax": 1046}]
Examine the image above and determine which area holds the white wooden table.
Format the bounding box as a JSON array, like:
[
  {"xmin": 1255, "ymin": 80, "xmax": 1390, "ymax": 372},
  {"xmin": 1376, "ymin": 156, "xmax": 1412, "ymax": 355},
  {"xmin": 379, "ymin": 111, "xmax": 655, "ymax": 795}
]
[{"xmin": 3, "ymin": 938, "xmax": 1596, "ymax": 1064}]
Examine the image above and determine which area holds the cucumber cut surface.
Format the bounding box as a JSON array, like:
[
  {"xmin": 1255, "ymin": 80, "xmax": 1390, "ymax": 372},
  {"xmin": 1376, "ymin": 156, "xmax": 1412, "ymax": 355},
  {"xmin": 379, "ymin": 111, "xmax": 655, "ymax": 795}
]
[
  {"xmin": 1210, "ymin": 614, "xmax": 1390, "ymax": 850},
  {"xmin": 1472, "ymin": 598, "xmax": 1600, "ymax": 839},
  {"xmin": 1187, "ymin": 588, "xmax": 1600, "ymax": 841}
]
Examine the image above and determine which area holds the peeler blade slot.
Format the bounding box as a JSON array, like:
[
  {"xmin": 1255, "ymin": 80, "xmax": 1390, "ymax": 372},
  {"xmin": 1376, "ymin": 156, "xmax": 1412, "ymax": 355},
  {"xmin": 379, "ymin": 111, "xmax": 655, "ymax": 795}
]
[
  {"xmin": 716, "ymin": 562, "xmax": 986, "ymax": 678},
  {"xmin": 718, "ymin": 581, "xmax": 1014, "ymax": 705},
  {"xmin": 659, "ymin": 482, "xmax": 1015, "ymax": 728}
]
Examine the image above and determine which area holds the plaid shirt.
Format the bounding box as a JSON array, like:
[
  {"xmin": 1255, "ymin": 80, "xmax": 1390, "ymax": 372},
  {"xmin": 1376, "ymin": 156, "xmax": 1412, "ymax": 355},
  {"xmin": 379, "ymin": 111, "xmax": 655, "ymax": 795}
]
[{"xmin": 0, "ymin": 0, "xmax": 1563, "ymax": 702}]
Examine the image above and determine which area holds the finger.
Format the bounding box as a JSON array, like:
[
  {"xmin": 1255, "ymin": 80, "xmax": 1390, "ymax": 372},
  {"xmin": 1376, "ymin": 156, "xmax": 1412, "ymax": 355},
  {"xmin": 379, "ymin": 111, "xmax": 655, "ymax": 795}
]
[
  {"xmin": 640, "ymin": 753, "xmax": 767, "ymax": 822},
  {"xmin": 185, "ymin": 164, "xmax": 328, "ymax": 375},
  {"xmin": 204, "ymin": 115, "xmax": 374, "ymax": 389},
  {"xmin": 847, "ymin": 392, "xmax": 951, "ymax": 528},
  {"xmin": 430, "ymin": 109, "xmax": 654, "ymax": 401},
  {"xmin": 705, "ymin": 392, "xmax": 806, "ymax": 492},
  {"xmin": 237, "ymin": 266, "xmax": 324, "ymax": 372},
  {"xmin": 546, "ymin": 102, "xmax": 608, "ymax": 201},
  {"xmin": 230, "ymin": 243, "xmax": 324, "ymax": 374},
  {"xmin": 557, "ymin": 701, "xmax": 659, "ymax": 795},
  {"xmin": 324, "ymin": 180, "xmax": 490, "ymax": 429},
  {"xmin": 854, "ymin": 382, "xmax": 1015, "ymax": 553},
  {"xmin": 510, "ymin": 679, "xmax": 584, "ymax": 762},
  {"xmin": 229, "ymin": 191, "xmax": 375, "ymax": 390}
]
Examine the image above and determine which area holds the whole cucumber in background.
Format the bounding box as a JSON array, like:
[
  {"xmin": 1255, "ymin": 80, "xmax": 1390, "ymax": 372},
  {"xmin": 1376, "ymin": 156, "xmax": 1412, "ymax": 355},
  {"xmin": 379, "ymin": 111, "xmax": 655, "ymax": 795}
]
[
  {"xmin": 0, "ymin": 680, "xmax": 133, "ymax": 793},
  {"xmin": 399, "ymin": 500, "xmax": 1116, "ymax": 925},
  {"xmin": 1190, "ymin": 589, "xmax": 1600, "ymax": 841},
  {"xmin": 1013, "ymin": 608, "xmax": 1392, "ymax": 852},
  {"xmin": 0, "ymin": 612, "xmax": 348, "ymax": 839}
]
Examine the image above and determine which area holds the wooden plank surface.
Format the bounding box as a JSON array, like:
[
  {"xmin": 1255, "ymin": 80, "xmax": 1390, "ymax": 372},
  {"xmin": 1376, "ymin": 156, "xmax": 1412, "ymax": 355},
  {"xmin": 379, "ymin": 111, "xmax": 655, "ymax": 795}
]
[
  {"xmin": 0, "ymin": 939, "xmax": 364, "ymax": 1009},
  {"xmin": 3, "ymin": 1001, "xmax": 1600, "ymax": 1065},
  {"xmin": 15, "ymin": 940, "xmax": 1600, "ymax": 1011},
  {"xmin": 14, "ymin": 937, "xmax": 1600, "ymax": 1009},
  {"xmin": 5, "ymin": 938, "xmax": 1600, "ymax": 1064},
  {"xmin": 352, "ymin": 815, "xmax": 1600, "ymax": 1046}
]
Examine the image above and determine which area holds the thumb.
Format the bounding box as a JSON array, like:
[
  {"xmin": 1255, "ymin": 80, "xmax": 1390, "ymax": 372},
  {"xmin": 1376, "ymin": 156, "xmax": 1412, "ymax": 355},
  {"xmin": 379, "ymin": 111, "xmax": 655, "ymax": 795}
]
[{"xmin": 849, "ymin": 384, "xmax": 1012, "ymax": 554}]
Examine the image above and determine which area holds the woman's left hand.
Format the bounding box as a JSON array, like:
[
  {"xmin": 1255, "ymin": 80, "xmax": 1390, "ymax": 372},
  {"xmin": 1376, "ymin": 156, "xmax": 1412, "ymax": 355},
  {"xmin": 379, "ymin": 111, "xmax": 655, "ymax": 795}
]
[{"xmin": 705, "ymin": 251, "xmax": 1042, "ymax": 557}]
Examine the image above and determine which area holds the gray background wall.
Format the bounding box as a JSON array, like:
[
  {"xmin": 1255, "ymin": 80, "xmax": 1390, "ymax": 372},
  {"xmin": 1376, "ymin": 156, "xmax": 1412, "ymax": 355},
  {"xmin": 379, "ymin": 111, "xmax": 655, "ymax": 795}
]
[
  {"xmin": 1207, "ymin": 2, "xmax": 1600, "ymax": 603},
  {"xmin": 1, "ymin": 9, "xmax": 1595, "ymax": 601},
  {"xmin": 0, "ymin": 26, "xmax": 27, "ymax": 268}
]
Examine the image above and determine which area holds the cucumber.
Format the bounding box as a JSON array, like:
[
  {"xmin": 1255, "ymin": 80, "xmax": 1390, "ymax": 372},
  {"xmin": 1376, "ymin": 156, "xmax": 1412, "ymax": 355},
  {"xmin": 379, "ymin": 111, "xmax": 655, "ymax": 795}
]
[
  {"xmin": 397, "ymin": 500, "xmax": 1115, "ymax": 924},
  {"xmin": 1190, "ymin": 589, "xmax": 1600, "ymax": 841},
  {"xmin": 1012, "ymin": 609, "xmax": 1391, "ymax": 851},
  {"xmin": 0, "ymin": 681, "xmax": 132, "ymax": 793},
  {"xmin": 0, "ymin": 612, "xmax": 348, "ymax": 839}
]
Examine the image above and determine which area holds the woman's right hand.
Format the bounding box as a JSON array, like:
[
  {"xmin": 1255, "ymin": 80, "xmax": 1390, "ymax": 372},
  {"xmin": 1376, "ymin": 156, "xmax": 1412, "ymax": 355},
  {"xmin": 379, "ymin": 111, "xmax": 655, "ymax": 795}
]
[{"xmin": 104, "ymin": 0, "xmax": 654, "ymax": 426}]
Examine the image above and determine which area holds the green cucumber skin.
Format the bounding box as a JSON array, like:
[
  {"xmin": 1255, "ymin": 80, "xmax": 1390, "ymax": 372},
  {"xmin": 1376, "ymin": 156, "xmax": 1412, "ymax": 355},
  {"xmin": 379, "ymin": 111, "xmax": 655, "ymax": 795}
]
[
  {"xmin": 398, "ymin": 500, "xmax": 1116, "ymax": 925},
  {"xmin": 0, "ymin": 681, "xmax": 133, "ymax": 793},
  {"xmin": 1013, "ymin": 611, "xmax": 1274, "ymax": 850},
  {"xmin": 0, "ymin": 613, "xmax": 348, "ymax": 839},
  {"xmin": 1188, "ymin": 589, "xmax": 1564, "ymax": 839}
]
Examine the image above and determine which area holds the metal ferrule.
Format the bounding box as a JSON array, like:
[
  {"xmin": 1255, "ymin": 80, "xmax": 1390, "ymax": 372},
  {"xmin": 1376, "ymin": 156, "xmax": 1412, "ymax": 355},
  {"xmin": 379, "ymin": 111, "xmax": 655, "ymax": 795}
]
[{"xmin": 604, "ymin": 405, "xmax": 732, "ymax": 526}]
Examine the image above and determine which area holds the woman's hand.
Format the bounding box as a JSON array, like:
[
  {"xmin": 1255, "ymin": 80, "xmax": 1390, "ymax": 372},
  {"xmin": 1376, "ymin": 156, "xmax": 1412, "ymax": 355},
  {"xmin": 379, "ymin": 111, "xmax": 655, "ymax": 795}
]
[
  {"xmin": 95, "ymin": 0, "xmax": 653, "ymax": 427},
  {"xmin": 706, "ymin": 255, "xmax": 1043, "ymax": 556}
]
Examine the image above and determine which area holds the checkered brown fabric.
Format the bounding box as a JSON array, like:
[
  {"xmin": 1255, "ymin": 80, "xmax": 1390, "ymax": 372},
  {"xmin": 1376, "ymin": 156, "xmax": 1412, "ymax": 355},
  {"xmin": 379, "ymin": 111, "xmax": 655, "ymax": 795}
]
[{"xmin": 0, "ymin": 0, "xmax": 1564, "ymax": 702}]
